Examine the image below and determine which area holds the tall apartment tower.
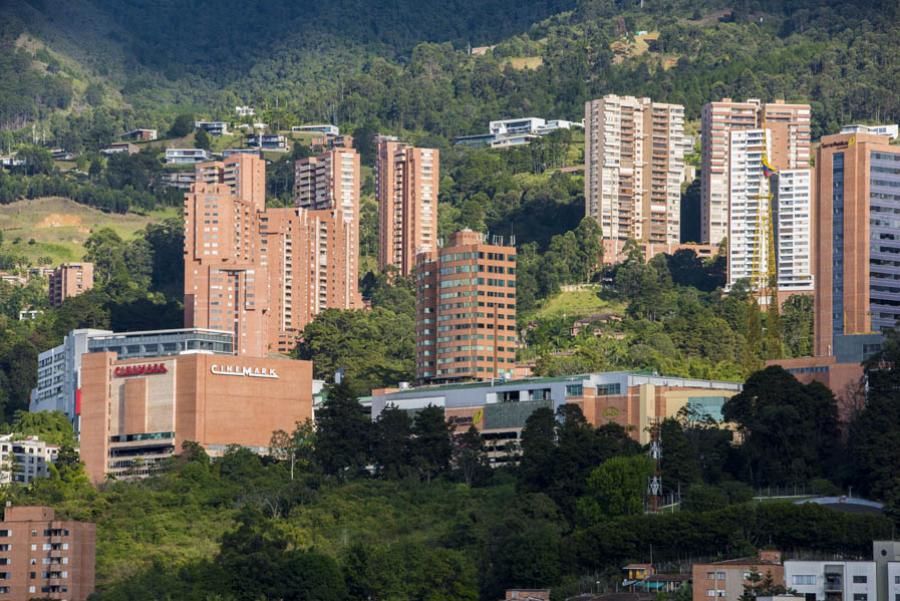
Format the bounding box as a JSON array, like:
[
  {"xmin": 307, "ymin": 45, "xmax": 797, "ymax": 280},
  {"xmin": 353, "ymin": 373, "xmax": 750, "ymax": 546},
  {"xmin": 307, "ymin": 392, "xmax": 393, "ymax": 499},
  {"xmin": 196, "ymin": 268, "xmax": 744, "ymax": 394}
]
[
  {"xmin": 0, "ymin": 505, "xmax": 96, "ymax": 600},
  {"xmin": 376, "ymin": 138, "xmax": 439, "ymax": 275},
  {"xmin": 773, "ymin": 168, "xmax": 815, "ymax": 297},
  {"xmin": 184, "ymin": 154, "xmax": 269, "ymax": 356},
  {"xmin": 700, "ymin": 98, "xmax": 810, "ymax": 244},
  {"xmin": 184, "ymin": 153, "xmax": 362, "ymax": 356},
  {"xmin": 48, "ymin": 263, "xmax": 94, "ymax": 307},
  {"xmin": 584, "ymin": 94, "xmax": 684, "ymax": 261},
  {"xmin": 726, "ymin": 130, "xmax": 814, "ymax": 299},
  {"xmin": 292, "ymin": 147, "xmax": 363, "ymax": 324},
  {"xmin": 415, "ymin": 230, "xmax": 517, "ymax": 384},
  {"xmin": 726, "ymin": 129, "xmax": 773, "ymax": 291},
  {"xmin": 813, "ymin": 132, "xmax": 900, "ymax": 357}
]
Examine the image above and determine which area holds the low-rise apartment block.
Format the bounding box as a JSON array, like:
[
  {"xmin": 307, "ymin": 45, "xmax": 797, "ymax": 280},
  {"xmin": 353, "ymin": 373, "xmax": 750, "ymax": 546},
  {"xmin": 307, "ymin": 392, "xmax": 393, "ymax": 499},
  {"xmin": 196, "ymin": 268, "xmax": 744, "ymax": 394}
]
[
  {"xmin": 119, "ymin": 129, "xmax": 157, "ymax": 142},
  {"xmin": 692, "ymin": 551, "xmax": 784, "ymax": 601},
  {"xmin": 840, "ymin": 124, "xmax": 899, "ymax": 140},
  {"xmin": 48, "ymin": 263, "xmax": 93, "ymax": 307},
  {"xmin": 785, "ymin": 561, "xmax": 877, "ymax": 601},
  {"xmin": 292, "ymin": 124, "xmax": 339, "ymax": 136},
  {"xmin": 0, "ymin": 436, "xmax": 59, "ymax": 485},
  {"xmin": 194, "ymin": 121, "xmax": 229, "ymax": 136},
  {"xmin": 246, "ymin": 133, "xmax": 288, "ymax": 151},
  {"xmin": 0, "ymin": 505, "xmax": 96, "ymax": 601},
  {"xmin": 165, "ymin": 148, "xmax": 210, "ymax": 165},
  {"xmin": 99, "ymin": 142, "xmax": 138, "ymax": 156},
  {"xmin": 455, "ymin": 117, "xmax": 581, "ymax": 148}
]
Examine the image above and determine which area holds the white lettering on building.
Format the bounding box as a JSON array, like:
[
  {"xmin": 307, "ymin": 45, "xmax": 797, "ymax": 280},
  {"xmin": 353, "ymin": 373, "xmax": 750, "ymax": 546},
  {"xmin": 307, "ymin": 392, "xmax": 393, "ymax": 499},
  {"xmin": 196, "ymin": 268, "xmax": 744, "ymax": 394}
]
[{"xmin": 210, "ymin": 364, "xmax": 279, "ymax": 379}]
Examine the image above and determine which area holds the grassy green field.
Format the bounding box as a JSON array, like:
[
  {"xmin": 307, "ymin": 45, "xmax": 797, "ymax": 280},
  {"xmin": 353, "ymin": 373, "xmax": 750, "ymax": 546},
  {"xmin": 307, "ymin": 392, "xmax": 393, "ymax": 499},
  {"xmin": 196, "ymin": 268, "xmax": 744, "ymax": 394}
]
[
  {"xmin": 0, "ymin": 197, "xmax": 179, "ymax": 264},
  {"xmin": 530, "ymin": 285, "xmax": 626, "ymax": 321}
]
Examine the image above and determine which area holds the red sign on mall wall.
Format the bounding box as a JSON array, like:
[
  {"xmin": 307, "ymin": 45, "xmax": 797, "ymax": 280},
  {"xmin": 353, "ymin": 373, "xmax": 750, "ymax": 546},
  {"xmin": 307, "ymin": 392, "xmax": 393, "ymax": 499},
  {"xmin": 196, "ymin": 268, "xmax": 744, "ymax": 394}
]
[{"xmin": 114, "ymin": 363, "xmax": 168, "ymax": 378}]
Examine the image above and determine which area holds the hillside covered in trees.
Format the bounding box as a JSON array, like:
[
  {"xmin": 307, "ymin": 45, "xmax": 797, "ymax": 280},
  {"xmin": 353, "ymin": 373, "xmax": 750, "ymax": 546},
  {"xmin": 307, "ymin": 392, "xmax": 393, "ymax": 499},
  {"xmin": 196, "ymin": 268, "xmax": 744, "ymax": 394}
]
[{"xmin": 1, "ymin": 0, "xmax": 898, "ymax": 145}]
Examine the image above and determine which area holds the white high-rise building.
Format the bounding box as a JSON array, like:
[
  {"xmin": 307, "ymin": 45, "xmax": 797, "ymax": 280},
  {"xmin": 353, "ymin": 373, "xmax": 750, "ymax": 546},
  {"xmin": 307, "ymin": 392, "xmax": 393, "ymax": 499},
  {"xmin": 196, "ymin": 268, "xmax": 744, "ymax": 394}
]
[
  {"xmin": 726, "ymin": 129, "xmax": 814, "ymax": 300},
  {"xmin": 584, "ymin": 94, "xmax": 684, "ymax": 261},
  {"xmin": 774, "ymin": 169, "xmax": 814, "ymax": 294},
  {"xmin": 727, "ymin": 129, "xmax": 772, "ymax": 291},
  {"xmin": 701, "ymin": 98, "xmax": 811, "ymax": 245}
]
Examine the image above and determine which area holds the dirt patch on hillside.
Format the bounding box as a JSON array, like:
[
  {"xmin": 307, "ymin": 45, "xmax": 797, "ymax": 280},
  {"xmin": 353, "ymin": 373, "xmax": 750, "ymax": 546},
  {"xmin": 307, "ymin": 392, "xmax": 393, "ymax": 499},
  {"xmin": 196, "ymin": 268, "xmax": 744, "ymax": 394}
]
[{"xmin": 37, "ymin": 213, "xmax": 83, "ymax": 228}]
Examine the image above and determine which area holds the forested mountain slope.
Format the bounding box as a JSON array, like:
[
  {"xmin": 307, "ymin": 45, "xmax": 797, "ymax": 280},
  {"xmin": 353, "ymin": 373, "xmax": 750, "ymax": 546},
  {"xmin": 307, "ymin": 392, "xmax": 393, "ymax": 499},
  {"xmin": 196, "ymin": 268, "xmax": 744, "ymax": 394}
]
[
  {"xmin": 0, "ymin": 0, "xmax": 573, "ymax": 123},
  {"xmin": 3, "ymin": 0, "xmax": 899, "ymax": 137}
]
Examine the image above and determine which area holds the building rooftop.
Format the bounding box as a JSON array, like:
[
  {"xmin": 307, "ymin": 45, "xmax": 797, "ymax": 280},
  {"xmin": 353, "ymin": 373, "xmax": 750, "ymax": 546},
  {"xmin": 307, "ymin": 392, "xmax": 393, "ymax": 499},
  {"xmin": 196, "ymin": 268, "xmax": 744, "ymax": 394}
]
[{"xmin": 371, "ymin": 370, "xmax": 742, "ymax": 399}]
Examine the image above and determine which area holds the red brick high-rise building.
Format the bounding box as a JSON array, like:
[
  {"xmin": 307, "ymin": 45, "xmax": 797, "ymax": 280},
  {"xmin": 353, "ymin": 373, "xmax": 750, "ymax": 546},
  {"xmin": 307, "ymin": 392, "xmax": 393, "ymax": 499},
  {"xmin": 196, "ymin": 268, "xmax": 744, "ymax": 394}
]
[
  {"xmin": 48, "ymin": 263, "xmax": 94, "ymax": 307},
  {"xmin": 415, "ymin": 230, "xmax": 516, "ymax": 384},
  {"xmin": 184, "ymin": 153, "xmax": 362, "ymax": 356},
  {"xmin": 0, "ymin": 505, "xmax": 95, "ymax": 601},
  {"xmin": 376, "ymin": 138, "xmax": 439, "ymax": 275},
  {"xmin": 813, "ymin": 131, "xmax": 900, "ymax": 357}
]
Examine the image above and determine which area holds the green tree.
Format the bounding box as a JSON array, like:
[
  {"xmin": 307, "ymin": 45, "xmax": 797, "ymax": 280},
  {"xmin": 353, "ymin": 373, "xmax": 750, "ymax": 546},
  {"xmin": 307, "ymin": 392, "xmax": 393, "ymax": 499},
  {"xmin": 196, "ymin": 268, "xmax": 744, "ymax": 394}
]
[
  {"xmin": 848, "ymin": 329, "xmax": 900, "ymax": 500},
  {"xmin": 452, "ymin": 425, "xmax": 490, "ymax": 486},
  {"xmin": 295, "ymin": 307, "xmax": 415, "ymax": 394},
  {"xmin": 410, "ymin": 405, "xmax": 452, "ymax": 482},
  {"xmin": 13, "ymin": 146, "xmax": 53, "ymax": 176},
  {"xmin": 169, "ymin": 113, "xmax": 195, "ymax": 137},
  {"xmin": 371, "ymin": 406, "xmax": 411, "ymax": 480},
  {"xmin": 659, "ymin": 417, "xmax": 700, "ymax": 491},
  {"xmin": 781, "ymin": 294, "xmax": 813, "ymax": 358},
  {"xmin": 313, "ymin": 380, "xmax": 371, "ymax": 479},
  {"xmin": 724, "ymin": 366, "xmax": 841, "ymax": 486},
  {"xmin": 518, "ymin": 407, "xmax": 557, "ymax": 493},
  {"xmin": 576, "ymin": 454, "xmax": 653, "ymax": 524},
  {"xmin": 344, "ymin": 544, "xmax": 376, "ymax": 601},
  {"xmin": 7, "ymin": 410, "xmax": 76, "ymax": 446},
  {"xmin": 195, "ymin": 127, "xmax": 212, "ymax": 150},
  {"xmin": 682, "ymin": 483, "xmax": 728, "ymax": 512},
  {"xmin": 482, "ymin": 495, "xmax": 563, "ymax": 600}
]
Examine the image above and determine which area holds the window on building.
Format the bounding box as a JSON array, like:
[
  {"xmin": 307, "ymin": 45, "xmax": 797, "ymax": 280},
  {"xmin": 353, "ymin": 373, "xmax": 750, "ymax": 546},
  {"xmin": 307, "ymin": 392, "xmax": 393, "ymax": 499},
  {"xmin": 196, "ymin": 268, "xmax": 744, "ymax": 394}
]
[
  {"xmin": 565, "ymin": 384, "xmax": 583, "ymax": 397},
  {"xmin": 792, "ymin": 576, "xmax": 816, "ymax": 585},
  {"xmin": 853, "ymin": 576, "xmax": 868, "ymax": 584},
  {"xmin": 852, "ymin": 595, "xmax": 867, "ymax": 601},
  {"xmin": 596, "ymin": 383, "xmax": 622, "ymax": 396}
]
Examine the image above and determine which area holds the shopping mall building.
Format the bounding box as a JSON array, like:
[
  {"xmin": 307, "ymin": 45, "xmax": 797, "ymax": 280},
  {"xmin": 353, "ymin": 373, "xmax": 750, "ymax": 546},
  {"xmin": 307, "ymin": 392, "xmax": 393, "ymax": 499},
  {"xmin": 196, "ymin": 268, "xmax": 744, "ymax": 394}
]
[
  {"xmin": 79, "ymin": 352, "xmax": 314, "ymax": 482},
  {"xmin": 369, "ymin": 371, "xmax": 742, "ymax": 465},
  {"xmin": 30, "ymin": 328, "xmax": 316, "ymax": 483}
]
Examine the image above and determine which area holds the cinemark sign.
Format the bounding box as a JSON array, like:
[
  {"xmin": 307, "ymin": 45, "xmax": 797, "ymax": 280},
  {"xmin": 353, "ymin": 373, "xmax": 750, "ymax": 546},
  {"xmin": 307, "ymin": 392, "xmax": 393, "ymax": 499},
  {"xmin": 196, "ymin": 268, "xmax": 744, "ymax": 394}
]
[
  {"xmin": 114, "ymin": 363, "xmax": 168, "ymax": 378},
  {"xmin": 210, "ymin": 364, "xmax": 279, "ymax": 379}
]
